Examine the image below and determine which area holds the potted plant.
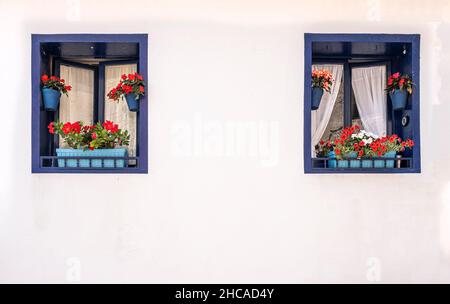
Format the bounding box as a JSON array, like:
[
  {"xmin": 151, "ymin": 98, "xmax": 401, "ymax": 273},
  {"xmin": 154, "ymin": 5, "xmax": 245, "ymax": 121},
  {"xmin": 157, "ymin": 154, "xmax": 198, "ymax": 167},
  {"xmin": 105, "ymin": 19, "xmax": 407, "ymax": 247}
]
[
  {"xmin": 311, "ymin": 69, "xmax": 333, "ymax": 110},
  {"xmin": 41, "ymin": 74, "xmax": 72, "ymax": 111},
  {"xmin": 333, "ymin": 125, "xmax": 363, "ymax": 168},
  {"xmin": 48, "ymin": 120, "xmax": 130, "ymax": 168},
  {"xmin": 320, "ymin": 125, "xmax": 415, "ymax": 169},
  {"xmin": 107, "ymin": 72, "xmax": 145, "ymax": 112},
  {"xmin": 386, "ymin": 72, "xmax": 413, "ymax": 111}
]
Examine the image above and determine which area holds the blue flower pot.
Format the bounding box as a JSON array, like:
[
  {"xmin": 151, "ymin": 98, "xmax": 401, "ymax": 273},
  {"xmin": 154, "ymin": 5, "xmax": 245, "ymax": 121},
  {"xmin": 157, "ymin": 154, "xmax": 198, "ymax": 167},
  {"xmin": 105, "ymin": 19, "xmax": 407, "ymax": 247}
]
[
  {"xmin": 328, "ymin": 151, "xmax": 336, "ymax": 168},
  {"xmin": 311, "ymin": 87, "xmax": 324, "ymax": 110},
  {"xmin": 125, "ymin": 93, "xmax": 139, "ymax": 112},
  {"xmin": 337, "ymin": 152, "xmax": 360, "ymax": 168},
  {"xmin": 374, "ymin": 151, "xmax": 396, "ymax": 168},
  {"xmin": 56, "ymin": 148, "xmax": 128, "ymax": 168},
  {"xmin": 389, "ymin": 89, "xmax": 408, "ymax": 111},
  {"xmin": 42, "ymin": 87, "xmax": 61, "ymax": 111}
]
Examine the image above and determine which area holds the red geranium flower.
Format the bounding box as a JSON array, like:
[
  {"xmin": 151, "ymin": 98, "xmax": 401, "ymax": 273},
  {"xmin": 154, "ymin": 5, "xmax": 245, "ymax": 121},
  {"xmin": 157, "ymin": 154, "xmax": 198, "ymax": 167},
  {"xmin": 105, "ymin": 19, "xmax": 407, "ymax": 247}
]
[
  {"xmin": 62, "ymin": 122, "xmax": 72, "ymax": 135},
  {"xmin": 122, "ymin": 85, "xmax": 133, "ymax": 94},
  {"xmin": 41, "ymin": 74, "xmax": 49, "ymax": 82},
  {"xmin": 102, "ymin": 120, "xmax": 114, "ymax": 131},
  {"xmin": 71, "ymin": 121, "xmax": 81, "ymax": 133},
  {"xmin": 121, "ymin": 74, "xmax": 127, "ymax": 80},
  {"xmin": 47, "ymin": 122, "xmax": 55, "ymax": 134},
  {"xmin": 111, "ymin": 124, "xmax": 119, "ymax": 133}
]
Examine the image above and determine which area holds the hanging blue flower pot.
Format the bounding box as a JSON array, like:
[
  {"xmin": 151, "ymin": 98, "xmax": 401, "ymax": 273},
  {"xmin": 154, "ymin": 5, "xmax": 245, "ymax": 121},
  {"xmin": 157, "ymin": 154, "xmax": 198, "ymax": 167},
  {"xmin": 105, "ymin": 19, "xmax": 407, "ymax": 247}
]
[
  {"xmin": 311, "ymin": 87, "xmax": 324, "ymax": 110},
  {"xmin": 42, "ymin": 87, "xmax": 61, "ymax": 111},
  {"xmin": 389, "ymin": 89, "xmax": 408, "ymax": 111},
  {"xmin": 125, "ymin": 93, "xmax": 139, "ymax": 112}
]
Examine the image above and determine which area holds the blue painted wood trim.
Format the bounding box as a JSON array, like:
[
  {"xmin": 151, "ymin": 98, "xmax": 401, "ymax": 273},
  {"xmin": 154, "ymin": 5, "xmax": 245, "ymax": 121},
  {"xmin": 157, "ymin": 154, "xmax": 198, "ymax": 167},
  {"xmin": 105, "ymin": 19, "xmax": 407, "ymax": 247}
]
[
  {"xmin": 305, "ymin": 33, "xmax": 418, "ymax": 43},
  {"xmin": 32, "ymin": 34, "xmax": 147, "ymax": 43},
  {"xmin": 411, "ymin": 35, "xmax": 421, "ymax": 172},
  {"xmin": 138, "ymin": 36, "xmax": 149, "ymax": 173},
  {"xmin": 304, "ymin": 34, "xmax": 312, "ymax": 173},
  {"xmin": 31, "ymin": 34, "xmax": 149, "ymax": 174},
  {"xmin": 344, "ymin": 62, "xmax": 351, "ymax": 127},
  {"xmin": 31, "ymin": 35, "xmax": 41, "ymax": 173},
  {"xmin": 307, "ymin": 168, "xmax": 420, "ymax": 174}
]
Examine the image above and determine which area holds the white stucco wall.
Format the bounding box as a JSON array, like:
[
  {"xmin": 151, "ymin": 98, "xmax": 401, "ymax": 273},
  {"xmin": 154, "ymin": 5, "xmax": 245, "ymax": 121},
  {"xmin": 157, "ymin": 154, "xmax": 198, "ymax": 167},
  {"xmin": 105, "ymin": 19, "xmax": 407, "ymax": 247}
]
[{"xmin": 1, "ymin": 0, "xmax": 450, "ymax": 283}]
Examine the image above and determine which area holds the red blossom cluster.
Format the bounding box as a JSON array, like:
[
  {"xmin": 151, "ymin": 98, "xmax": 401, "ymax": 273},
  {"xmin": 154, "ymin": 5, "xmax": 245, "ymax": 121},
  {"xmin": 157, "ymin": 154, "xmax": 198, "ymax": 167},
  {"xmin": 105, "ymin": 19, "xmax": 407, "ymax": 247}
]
[
  {"xmin": 316, "ymin": 125, "xmax": 414, "ymax": 160},
  {"xmin": 108, "ymin": 72, "xmax": 145, "ymax": 102},
  {"xmin": 102, "ymin": 120, "xmax": 119, "ymax": 133},
  {"xmin": 368, "ymin": 135, "xmax": 414, "ymax": 156},
  {"xmin": 386, "ymin": 72, "xmax": 413, "ymax": 94},
  {"xmin": 332, "ymin": 125, "xmax": 361, "ymax": 156}
]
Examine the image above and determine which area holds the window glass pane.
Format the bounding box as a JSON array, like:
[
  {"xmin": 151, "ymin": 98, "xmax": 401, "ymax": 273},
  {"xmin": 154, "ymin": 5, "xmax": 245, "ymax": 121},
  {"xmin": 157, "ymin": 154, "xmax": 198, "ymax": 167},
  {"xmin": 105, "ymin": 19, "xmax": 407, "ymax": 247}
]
[
  {"xmin": 351, "ymin": 91, "xmax": 364, "ymax": 127},
  {"xmin": 104, "ymin": 64, "xmax": 138, "ymax": 157},
  {"xmin": 59, "ymin": 65, "xmax": 94, "ymax": 147}
]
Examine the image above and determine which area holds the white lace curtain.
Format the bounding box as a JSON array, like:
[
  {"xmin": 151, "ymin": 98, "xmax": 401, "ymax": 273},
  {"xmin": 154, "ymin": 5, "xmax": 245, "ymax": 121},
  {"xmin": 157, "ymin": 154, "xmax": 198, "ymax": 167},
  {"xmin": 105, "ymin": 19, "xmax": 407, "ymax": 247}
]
[
  {"xmin": 59, "ymin": 65, "xmax": 94, "ymax": 147},
  {"xmin": 59, "ymin": 65, "xmax": 94, "ymax": 124},
  {"xmin": 104, "ymin": 64, "xmax": 137, "ymax": 157},
  {"xmin": 351, "ymin": 65, "xmax": 387, "ymax": 137},
  {"xmin": 311, "ymin": 64, "xmax": 344, "ymax": 155}
]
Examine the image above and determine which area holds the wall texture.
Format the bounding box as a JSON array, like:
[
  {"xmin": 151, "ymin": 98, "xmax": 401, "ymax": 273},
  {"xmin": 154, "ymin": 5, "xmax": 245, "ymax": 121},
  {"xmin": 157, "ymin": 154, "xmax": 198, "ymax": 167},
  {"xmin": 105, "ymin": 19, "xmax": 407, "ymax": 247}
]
[{"xmin": 1, "ymin": 0, "xmax": 450, "ymax": 283}]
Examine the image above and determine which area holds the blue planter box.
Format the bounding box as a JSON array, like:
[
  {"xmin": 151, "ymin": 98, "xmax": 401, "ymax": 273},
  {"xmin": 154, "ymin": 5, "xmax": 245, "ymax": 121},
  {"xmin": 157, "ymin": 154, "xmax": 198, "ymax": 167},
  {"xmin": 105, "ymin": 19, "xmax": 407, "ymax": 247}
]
[
  {"xmin": 362, "ymin": 151, "xmax": 396, "ymax": 168},
  {"xmin": 56, "ymin": 148, "xmax": 128, "ymax": 168},
  {"xmin": 328, "ymin": 151, "xmax": 337, "ymax": 168},
  {"xmin": 337, "ymin": 152, "xmax": 360, "ymax": 168}
]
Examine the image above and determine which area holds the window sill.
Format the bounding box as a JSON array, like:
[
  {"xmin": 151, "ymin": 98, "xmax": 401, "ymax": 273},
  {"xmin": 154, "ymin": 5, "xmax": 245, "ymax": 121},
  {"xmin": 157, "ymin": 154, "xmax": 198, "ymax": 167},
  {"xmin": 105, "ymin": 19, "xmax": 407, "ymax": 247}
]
[{"xmin": 33, "ymin": 155, "xmax": 147, "ymax": 174}]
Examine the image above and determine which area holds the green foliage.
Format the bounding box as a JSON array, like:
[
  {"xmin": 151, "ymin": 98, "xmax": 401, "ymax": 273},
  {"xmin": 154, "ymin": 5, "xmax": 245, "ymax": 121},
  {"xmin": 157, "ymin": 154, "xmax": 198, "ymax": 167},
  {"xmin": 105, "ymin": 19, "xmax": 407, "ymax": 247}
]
[{"xmin": 48, "ymin": 120, "xmax": 130, "ymax": 150}]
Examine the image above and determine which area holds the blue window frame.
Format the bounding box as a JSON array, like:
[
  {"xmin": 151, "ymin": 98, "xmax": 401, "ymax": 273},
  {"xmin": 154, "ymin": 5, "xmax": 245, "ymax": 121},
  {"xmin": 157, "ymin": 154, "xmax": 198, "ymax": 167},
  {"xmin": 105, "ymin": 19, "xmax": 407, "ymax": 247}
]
[
  {"xmin": 304, "ymin": 33, "xmax": 421, "ymax": 174},
  {"xmin": 31, "ymin": 34, "xmax": 148, "ymax": 173}
]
